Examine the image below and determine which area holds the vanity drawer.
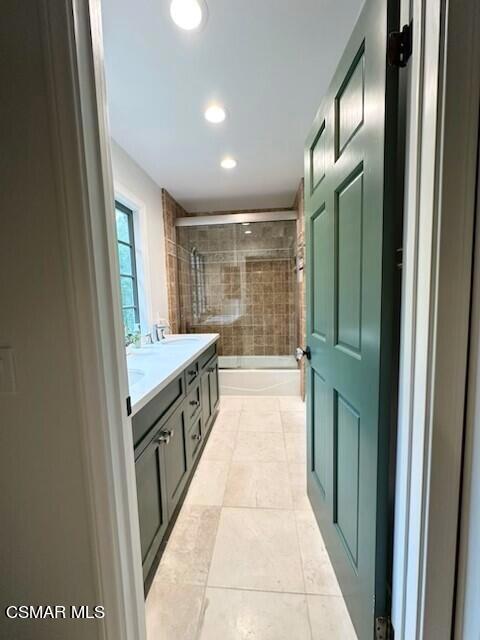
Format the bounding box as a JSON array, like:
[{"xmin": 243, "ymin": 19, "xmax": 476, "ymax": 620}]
[
  {"xmin": 133, "ymin": 373, "xmax": 186, "ymax": 451},
  {"xmin": 185, "ymin": 361, "xmax": 199, "ymax": 387},
  {"xmin": 186, "ymin": 384, "xmax": 202, "ymax": 425},
  {"xmin": 199, "ymin": 343, "xmax": 217, "ymax": 370}
]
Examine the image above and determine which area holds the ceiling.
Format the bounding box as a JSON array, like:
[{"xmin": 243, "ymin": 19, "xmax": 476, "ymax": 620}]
[{"xmin": 101, "ymin": 0, "xmax": 363, "ymax": 212}]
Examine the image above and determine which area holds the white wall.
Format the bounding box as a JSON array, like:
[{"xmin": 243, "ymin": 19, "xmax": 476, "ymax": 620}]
[{"xmin": 110, "ymin": 139, "xmax": 169, "ymax": 330}]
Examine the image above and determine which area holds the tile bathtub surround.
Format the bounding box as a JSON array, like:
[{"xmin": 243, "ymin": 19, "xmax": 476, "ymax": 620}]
[
  {"xmin": 162, "ymin": 188, "xmax": 189, "ymax": 333},
  {"xmin": 146, "ymin": 395, "xmax": 357, "ymax": 640}
]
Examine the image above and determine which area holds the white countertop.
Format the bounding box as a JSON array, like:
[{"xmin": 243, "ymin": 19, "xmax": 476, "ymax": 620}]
[{"xmin": 127, "ymin": 334, "xmax": 219, "ymax": 415}]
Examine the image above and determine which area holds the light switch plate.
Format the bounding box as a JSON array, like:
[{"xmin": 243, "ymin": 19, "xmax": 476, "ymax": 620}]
[{"xmin": 0, "ymin": 348, "xmax": 17, "ymax": 394}]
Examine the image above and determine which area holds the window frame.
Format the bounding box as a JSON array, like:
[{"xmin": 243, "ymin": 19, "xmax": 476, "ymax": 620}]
[{"xmin": 115, "ymin": 200, "xmax": 140, "ymax": 333}]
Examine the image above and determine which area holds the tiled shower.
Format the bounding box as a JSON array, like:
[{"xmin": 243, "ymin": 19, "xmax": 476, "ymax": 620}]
[{"xmin": 175, "ymin": 220, "xmax": 298, "ymax": 369}]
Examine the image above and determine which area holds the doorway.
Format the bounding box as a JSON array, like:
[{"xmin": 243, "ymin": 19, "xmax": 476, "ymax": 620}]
[{"xmin": 102, "ymin": 0, "xmax": 402, "ymax": 637}]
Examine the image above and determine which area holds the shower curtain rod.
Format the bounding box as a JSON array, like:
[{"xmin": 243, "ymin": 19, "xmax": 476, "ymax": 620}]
[{"xmin": 175, "ymin": 210, "xmax": 297, "ymax": 227}]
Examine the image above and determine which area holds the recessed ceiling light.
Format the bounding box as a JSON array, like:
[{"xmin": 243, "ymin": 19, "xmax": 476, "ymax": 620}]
[
  {"xmin": 244, "ymin": 230, "xmax": 252, "ymax": 235},
  {"xmin": 241, "ymin": 222, "xmax": 250, "ymax": 226},
  {"xmin": 205, "ymin": 104, "xmax": 226, "ymax": 124},
  {"xmin": 221, "ymin": 157, "xmax": 237, "ymax": 170},
  {"xmin": 170, "ymin": 0, "xmax": 206, "ymax": 31}
]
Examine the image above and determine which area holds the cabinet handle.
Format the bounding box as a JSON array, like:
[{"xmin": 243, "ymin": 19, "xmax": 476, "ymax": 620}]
[
  {"xmin": 192, "ymin": 433, "xmax": 202, "ymax": 441},
  {"xmin": 157, "ymin": 429, "xmax": 173, "ymax": 445},
  {"xmin": 208, "ymin": 366, "xmax": 215, "ymax": 373},
  {"xmin": 188, "ymin": 369, "xmax": 197, "ymax": 376},
  {"xmin": 189, "ymin": 400, "xmax": 199, "ymax": 406}
]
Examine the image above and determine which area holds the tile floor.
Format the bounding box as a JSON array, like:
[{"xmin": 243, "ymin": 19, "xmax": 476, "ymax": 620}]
[{"xmin": 146, "ymin": 395, "xmax": 358, "ymax": 640}]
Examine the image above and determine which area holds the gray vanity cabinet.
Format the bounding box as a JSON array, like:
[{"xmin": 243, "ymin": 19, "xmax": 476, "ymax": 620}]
[
  {"xmin": 133, "ymin": 340, "xmax": 219, "ymax": 586},
  {"xmin": 135, "ymin": 434, "xmax": 168, "ymax": 581}
]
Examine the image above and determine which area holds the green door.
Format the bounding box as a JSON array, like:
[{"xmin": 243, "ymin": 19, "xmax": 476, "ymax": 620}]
[{"xmin": 305, "ymin": 0, "xmax": 400, "ymax": 637}]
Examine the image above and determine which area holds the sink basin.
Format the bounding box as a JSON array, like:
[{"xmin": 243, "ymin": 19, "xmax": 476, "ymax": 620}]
[
  {"xmin": 128, "ymin": 368, "xmax": 145, "ymax": 386},
  {"xmin": 160, "ymin": 337, "xmax": 201, "ymax": 345}
]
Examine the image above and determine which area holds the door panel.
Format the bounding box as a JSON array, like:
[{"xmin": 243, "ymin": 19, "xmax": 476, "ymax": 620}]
[
  {"xmin": 312, "ymin": 371, "xmax": 329, "ymax": 497},
  {"xmin": 335, "ymin": 169, "xmax": 363, "ymax": 354},
  {"xmin": 208, "ymin": 360, "xmax": 220, "ymax": 414},
  {"xmin": 163, "ymin": 409, "xmax": 189, "ymax": 516},
  {"xmin": 135, "ymin": 438, "xmax": 168, "ymax": 580},
  {"xmin": 311, "ymin": 122, "xmax": 326, "ymax": 191},
  {"xmin": 305, "ymin": 0, "xmax": 400, "ymax": 637},
  {"xmin": 187, "ymin": 414, "xmax": 203, "ymax": 464},
  {"xmin": 336, "ymin": 46, "xmax": 365, "ymax": 158},
  {"xmin": 311, "ymin": 205, "xmax": 329, "ymax": 341},
  {"xmin": 334, "ymin": 393, "xmax": 360, "ymax": 568},
  {"xmin": 201, "ymin": 371, "xmax": 211, "ymax": 428}
]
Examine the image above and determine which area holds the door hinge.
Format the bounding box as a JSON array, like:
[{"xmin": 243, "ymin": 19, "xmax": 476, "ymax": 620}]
[
  {"xmin": 375, "ymin": 616, "xmax": 393, "ymax": 640},
  {"xmin": 387, "ymin": 23, "xmax": 412, "ymax": 67},
  {"xmin": 396, "ymin": 247, "xmax": 403, "ymax": 270}
]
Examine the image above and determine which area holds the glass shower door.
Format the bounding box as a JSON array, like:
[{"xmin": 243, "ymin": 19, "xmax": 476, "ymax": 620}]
[{"xmin": 176, "ymin": 219, "xmax": 297, "ymax": 370}]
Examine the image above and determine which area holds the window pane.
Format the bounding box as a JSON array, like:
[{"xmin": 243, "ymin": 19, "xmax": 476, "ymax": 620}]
[
  {"xmin": 115, "ymin": 202, "xmax": 139, "ymax": 337},
  {"xmin": 116, "ymin": 209, "xmax": 130, "ymax": 243},
  {"xmin": 118, "ymin": 243, "xmax": 133, "ymax": 275},
  {"xmin": 123, "ymin": 308, "xmax": 137, "ymax": 334},
  {"xmin": 120, "ymin": 276, "xmax": 135, "ymax": 307}
]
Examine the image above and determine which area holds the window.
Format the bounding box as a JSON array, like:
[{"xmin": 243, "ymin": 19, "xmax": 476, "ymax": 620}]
[{"xmin": 115, "ymin": 201, "xmax": 140, "ymax": 334}]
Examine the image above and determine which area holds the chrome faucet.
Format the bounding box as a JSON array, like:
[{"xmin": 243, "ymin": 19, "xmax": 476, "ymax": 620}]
[{"xmin": 155, "ymin": 321, "xmax": 171, "ymax": 341}]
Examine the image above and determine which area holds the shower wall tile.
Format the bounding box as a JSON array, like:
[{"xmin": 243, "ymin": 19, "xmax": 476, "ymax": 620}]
[{"xmin": 162, "ymin": 189, "xmax": 189, "ymax": 333}]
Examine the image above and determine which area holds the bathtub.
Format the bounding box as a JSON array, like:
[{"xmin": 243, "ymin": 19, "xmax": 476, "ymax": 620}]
[{"xmin": 218, "ymin": 355, "xmax": 300, "ymax": 396}]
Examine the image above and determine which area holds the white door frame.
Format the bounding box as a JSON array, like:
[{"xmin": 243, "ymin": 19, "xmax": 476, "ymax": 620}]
[
  {"xmin": 43, "ymin": 0, "xmax": 147, "ymax": 638},
  {"xmin": 455, "ymin": 146, "xmax": 480, "ymax": 639},
  {"xmin": 50, "ymin": 0, "xmax": 480, "ymax": 638},
  {"xmin": 392, "ymin": 0, "xmax": 480, "ymax": 638}
]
